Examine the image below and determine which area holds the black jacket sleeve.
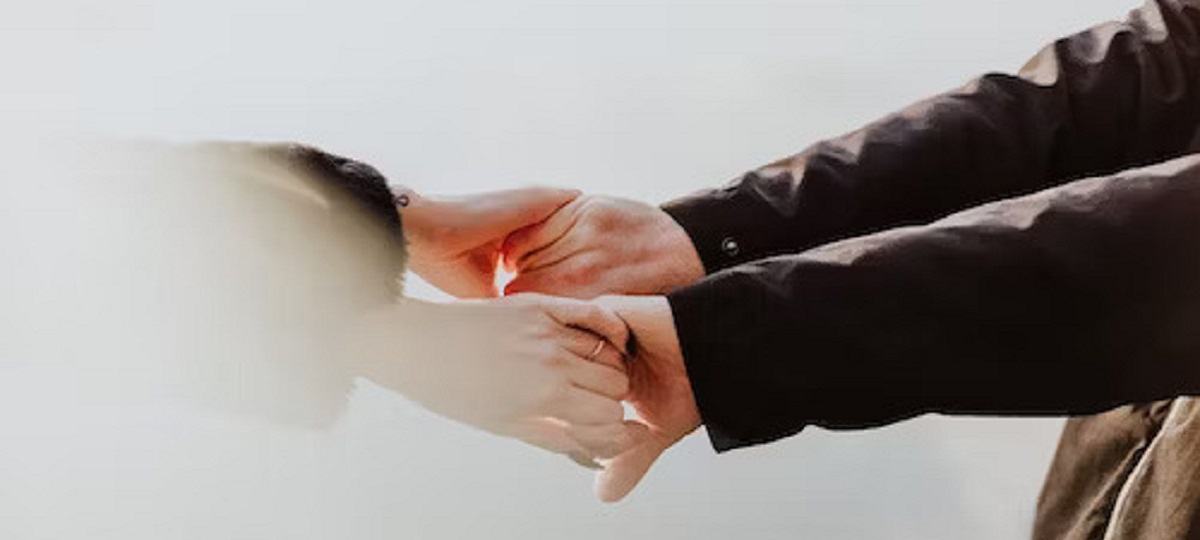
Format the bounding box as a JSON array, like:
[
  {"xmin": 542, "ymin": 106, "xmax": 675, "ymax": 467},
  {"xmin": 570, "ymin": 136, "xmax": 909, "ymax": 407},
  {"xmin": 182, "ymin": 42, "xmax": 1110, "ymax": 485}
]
[
  {"xmin": 668, "ymin": 154, "xmax": 1200, "ymax": 451},
  {"xmin": 663, "ymin": 0, "xmax": 1200, "ymax": 275}
]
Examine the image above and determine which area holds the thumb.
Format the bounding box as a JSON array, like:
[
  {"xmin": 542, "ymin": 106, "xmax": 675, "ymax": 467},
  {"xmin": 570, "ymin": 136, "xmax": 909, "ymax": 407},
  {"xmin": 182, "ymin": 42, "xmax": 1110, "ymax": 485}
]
[
  {"xmin": 465, "ymin": 186, "xmax": 580, "ymax": 237},
  {"xmin": 595, "ymin": 422, "xmax": 667, "ymax": 502}
]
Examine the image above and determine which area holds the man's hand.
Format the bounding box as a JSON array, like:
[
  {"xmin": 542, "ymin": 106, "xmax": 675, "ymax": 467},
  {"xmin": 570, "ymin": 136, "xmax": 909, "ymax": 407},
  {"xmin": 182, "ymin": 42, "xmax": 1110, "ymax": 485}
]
[
  {"xmin": 591, "ymin": 295, "xmax": 701, "ymax": 502},
  {"xmin": 502, "ymin": 196, "xmax": 705, "ymax": 299},
  {"xmin": 399, "ymin": 187, "xmax": 580, "ymax": 298}
]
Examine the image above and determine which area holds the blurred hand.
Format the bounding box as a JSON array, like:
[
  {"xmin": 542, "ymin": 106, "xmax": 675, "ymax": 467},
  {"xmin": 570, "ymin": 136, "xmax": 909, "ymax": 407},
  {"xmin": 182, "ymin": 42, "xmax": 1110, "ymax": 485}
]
[
  {"xmin": 502, "ymin": 195, "xmax": 705, "ymax": 298},
  {"xmin": 591, "ymin": 295, "xmax": 701, "ymax": 502},
  {"xmin": 349, "ymin": 293, "xmax": 642, "ymax": 465},
  {"xmin": 399, "ymin": 187, "xmax": 579, "ymax": 298}
]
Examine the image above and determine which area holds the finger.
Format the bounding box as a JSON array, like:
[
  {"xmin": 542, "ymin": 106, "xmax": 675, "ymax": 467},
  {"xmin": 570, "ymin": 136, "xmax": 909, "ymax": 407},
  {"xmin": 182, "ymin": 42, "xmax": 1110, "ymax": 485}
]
[
  {"xmin": 504, "ymin": 256, "xmax": 629, "ymax": 300},
  {"xmin": 566, "ymin": 421, "xmax": 647, "ymax": 459},
  {"xmin": 502, "ymin": 197, "xmax": 584, "ymax": 271},
  {"xmin": 508, "ymin": 417, "xmax": 587, "ymax": 456},
  {"xmin": 536, "ymin": 297, "xmax": 630, "ymax": 354},
  {"xmin": 511, "ymin": 421, "xmax": 604, "ymax": 471},
  {"xmin": 559, "ymin": 326, "xmax": 627, "ymax": 373},
  {"xmin": 567, "ymin": 452, "xmax": 605, "ymax": 470},
  {"xmin": 468, "ymin": 187, "xmax": 580, "ymax": 237},
  {"xmin": 563, "ymin": 353, "xmax": 628, "ymax": 400},
  {"xmin": 548, "ymin": 386, "xmax": 625, "ymax": 425},
  {"xmin": 595, "ymin": 423, "xmax": 666, "ymax": 503},
  {"xmin": 513, "ymin": 225, "xmax": 586, "ymax": 274}
]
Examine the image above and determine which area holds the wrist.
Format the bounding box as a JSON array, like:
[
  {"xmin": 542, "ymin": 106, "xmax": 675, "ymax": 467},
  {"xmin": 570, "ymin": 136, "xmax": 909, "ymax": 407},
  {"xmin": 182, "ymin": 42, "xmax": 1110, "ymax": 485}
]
[
  {"xmin": 661, "ymin": 185, "xmax": 772, "ymax": 275},
  {"xmin": 343, "ymin": 299, "xmax": 442, "ymax": 383},
  {"xmin": 596, "ymin": 295, "xmax": 682, "ymax": 360},
  {"xmin": 655, "ymin": 211, "xmax": 706, "ymax": 291}
]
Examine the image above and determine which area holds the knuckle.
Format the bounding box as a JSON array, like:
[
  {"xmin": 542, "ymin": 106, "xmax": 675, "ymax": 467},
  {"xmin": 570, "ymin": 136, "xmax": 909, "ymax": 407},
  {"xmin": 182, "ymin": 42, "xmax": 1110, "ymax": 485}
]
[
  {"xmin": 590, "ymin": 198, "xmax": 641, "ymax": 235},
  {"xmin": 595, "ymin": 310, "xmax": 628, "ymax": 344},
  {"xmin": 597, "ymin": 305, "xmax": 622, "ymax": 327}
]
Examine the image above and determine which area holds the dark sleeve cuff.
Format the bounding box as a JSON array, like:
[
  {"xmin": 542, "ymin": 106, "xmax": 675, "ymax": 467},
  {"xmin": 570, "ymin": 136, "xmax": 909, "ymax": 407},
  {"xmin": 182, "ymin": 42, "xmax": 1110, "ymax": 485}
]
[
  {"xmin": 666, "ymin": 270, "xmax": 809, "ymax": 453},
  {"xmin": 661, "ymin": 177, "xmax": 794, "ymax": 275}
]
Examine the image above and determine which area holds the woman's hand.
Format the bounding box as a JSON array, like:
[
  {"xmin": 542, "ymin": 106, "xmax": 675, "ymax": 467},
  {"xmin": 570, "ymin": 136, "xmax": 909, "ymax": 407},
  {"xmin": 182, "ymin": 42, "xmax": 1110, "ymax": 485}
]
[
  {"xmin": 398, "ymin": 188, "xmax": 580, "ymax": 298},
  {"xmin": 348, "ymin": 293, "xmax": 641, "ymax": 464}
]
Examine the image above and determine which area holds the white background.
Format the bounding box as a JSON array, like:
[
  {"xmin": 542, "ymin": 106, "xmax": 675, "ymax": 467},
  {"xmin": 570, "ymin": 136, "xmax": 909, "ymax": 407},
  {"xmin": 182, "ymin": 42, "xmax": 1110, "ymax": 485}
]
[{"xmin": 1, "ymin": 0, "xmax": 1138, "ymax": 538}]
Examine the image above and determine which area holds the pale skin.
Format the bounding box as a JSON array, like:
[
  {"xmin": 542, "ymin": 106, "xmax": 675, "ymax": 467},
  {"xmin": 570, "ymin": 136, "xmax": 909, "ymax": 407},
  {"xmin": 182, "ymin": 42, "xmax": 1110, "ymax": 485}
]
[
  {"xmin": 502, "ymin": 195, "xmax": 705, "ymax": 298},
  {"xmin": 346, "ymin": 293, "xmax": 642, "ymax": 464},
  {"xmin": 399, "ymin": 190, "xmax": 706, "ymax": 502},
  {"xmin": 399, "ymin": 186, "xmax": 582, "ymax": 298},
  {"xmin": 379, "ymin": 187, "xmax": 655, "ymax": 467}
]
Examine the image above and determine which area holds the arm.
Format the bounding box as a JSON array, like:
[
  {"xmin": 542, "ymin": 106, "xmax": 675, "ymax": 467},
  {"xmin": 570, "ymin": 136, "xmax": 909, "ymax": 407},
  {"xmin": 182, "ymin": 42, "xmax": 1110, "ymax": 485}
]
[
  {"xmin": 595, "ymin": 153, "xmax": 1200, "ymax": 499},
  {"xmin": 665, "ymin": 0, "xmax": 1200, "ymax": 274},
  {"xmin": 668, "ymin": 154, "xmax": 1200, "ymax": 451},
  {"xmin": 155, "ymin": 142, "xmax": 636, "ymax": 465},
  {"xmin": 589, "ymin": 153, "xmax": 1200, "ymax": 502}
]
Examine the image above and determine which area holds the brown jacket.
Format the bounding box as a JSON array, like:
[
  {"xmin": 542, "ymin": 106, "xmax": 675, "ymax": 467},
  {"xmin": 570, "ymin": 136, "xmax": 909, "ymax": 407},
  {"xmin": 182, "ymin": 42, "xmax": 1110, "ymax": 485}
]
[{"xmin": 1036, "ymin": 399, "xmax": 1200, "ymax": 539}]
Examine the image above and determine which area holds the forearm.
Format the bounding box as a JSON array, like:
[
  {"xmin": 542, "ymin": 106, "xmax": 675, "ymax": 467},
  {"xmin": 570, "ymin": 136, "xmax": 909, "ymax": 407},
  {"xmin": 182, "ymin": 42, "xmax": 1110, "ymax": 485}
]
[
  {"xmin": 668, "ymin": 154, "xmax": 1200, "ymax": 451},
  {"xmin": 665, "ymin": 0, "xmax": 1200, "ymax": 274}
]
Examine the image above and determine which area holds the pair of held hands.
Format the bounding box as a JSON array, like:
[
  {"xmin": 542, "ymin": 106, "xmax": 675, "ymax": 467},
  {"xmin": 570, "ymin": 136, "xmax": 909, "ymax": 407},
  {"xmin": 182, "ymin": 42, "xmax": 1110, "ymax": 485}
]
[{"xmin": 384, "ymin": 187, "xmax": 706, "ymax": 502}]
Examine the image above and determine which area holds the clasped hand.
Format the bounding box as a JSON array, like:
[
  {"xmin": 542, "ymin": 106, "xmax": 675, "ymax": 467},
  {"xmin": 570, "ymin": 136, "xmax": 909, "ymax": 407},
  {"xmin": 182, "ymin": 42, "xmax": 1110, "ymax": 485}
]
[{"xmin": 389, "ymin": 187, "xmax": 705, "ymax": 502}]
